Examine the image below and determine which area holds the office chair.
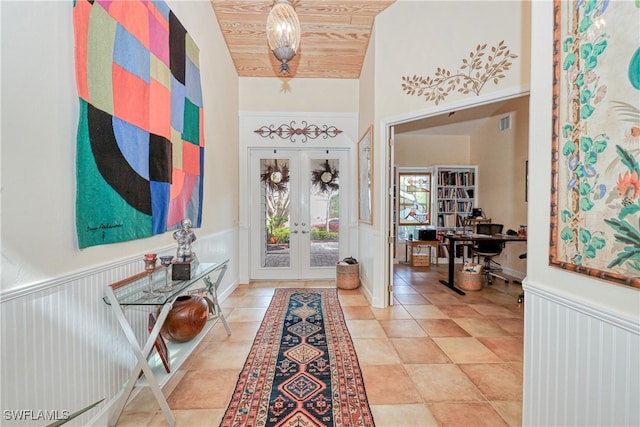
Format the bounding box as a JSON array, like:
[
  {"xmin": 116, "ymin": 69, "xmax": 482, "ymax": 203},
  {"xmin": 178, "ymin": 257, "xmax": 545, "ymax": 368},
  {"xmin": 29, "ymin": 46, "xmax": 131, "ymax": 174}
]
[
  {"xmin": 471, "ymin": 223, "xmax": 507, "ymax": 285},
  {"xmin": 462, "ymin": 217, "xmax": 491, "ymax": 263}
]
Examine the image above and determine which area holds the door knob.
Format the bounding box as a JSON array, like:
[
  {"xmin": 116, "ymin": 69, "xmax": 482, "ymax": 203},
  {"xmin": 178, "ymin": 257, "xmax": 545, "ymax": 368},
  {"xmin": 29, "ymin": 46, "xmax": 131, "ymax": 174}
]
[
  {"xmin": 292, "ymin": 230, "xmax": 299, "ymax": 234},
  {"xmin": 301, "ymin": 230, "xmax": 308, "ymax": 234}
]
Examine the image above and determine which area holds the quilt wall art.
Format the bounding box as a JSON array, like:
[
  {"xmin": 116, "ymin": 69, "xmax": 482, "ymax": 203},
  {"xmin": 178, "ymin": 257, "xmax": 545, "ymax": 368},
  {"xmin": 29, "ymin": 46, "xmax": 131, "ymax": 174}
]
[
  {"xmin": 73, "ymin": 0, "xmax": 204, "ymax": 248},
  {"xmin": 550, "ymin": 0, "xmax": 640, "ymax": 287}
]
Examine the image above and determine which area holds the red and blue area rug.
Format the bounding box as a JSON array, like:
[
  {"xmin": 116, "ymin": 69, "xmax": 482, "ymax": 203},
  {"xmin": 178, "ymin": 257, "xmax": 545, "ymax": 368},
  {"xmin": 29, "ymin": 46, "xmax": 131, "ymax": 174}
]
[{"xmin": 221, "ymin": 288, "xmax": 374, "ymax": 427}]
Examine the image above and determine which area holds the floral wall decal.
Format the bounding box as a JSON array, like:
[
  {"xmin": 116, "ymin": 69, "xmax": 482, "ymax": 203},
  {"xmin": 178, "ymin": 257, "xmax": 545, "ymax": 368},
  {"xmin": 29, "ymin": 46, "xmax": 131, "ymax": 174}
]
[
  {"xmin": 550, "ymin": 0, "xmax": 640, "ymax": 288},
  {"xmin": 401, "ymin": 41, "xmax": 518, "ymax": 104}
]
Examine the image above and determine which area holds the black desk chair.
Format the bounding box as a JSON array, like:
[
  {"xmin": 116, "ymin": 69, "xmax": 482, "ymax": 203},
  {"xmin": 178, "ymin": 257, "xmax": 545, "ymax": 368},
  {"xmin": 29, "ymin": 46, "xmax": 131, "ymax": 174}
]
[
  {"xmin": 472, "ymin": 223, "xmax": 506, "ymax": 285},
  {"xmin": 461, "ymin": 217, "xmax": 491, "ymax": 262}
]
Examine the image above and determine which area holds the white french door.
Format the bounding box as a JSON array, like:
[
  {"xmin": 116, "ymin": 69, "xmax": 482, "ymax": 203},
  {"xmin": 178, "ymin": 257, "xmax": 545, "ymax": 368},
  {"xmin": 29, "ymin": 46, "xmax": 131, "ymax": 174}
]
[{"xmin": 249, "ymin": 149, "xmax": 349, "ymax": 280}]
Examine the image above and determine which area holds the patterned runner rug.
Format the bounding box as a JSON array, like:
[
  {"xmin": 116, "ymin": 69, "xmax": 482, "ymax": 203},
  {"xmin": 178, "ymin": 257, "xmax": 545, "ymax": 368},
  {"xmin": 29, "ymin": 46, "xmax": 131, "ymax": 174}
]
[{"xmin": 221, "ymin": 288, "xmax": 374, "ymax": 427}]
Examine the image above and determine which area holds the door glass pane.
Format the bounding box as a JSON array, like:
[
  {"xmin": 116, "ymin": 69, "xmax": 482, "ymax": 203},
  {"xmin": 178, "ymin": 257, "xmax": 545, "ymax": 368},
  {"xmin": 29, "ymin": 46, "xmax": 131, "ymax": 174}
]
[
  {"xmin": 260, "ymin": 159, "xmax": 290, "ymax": 268},
  {"xmin": 309, "ymin": 158, "xmax": 340, "ymax": 267}
]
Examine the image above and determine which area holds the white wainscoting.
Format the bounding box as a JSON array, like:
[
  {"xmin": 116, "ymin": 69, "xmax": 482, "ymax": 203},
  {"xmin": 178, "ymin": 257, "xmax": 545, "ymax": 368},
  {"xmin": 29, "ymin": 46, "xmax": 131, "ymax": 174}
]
[
  {"xmin": 522, "ymin": 281, "xmax": 639, "ymax": 427},
  {"xmin": 0, "ymin": 229, "xmax": 238, "ymax": 427}
]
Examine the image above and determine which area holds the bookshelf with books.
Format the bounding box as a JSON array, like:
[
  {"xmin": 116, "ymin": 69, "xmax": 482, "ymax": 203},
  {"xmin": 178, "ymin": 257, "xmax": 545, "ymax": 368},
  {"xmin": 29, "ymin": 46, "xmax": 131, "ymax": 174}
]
[{"xmin": 434, "ymin": 165, "xmax": 477, "ymax": 257}]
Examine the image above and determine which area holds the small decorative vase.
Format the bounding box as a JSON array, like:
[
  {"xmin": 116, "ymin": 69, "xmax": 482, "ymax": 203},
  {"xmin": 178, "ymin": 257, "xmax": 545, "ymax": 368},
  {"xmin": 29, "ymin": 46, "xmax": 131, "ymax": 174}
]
[{"xmin": 160, "ymin": 295, "xmax": 209, "ymax": 343}]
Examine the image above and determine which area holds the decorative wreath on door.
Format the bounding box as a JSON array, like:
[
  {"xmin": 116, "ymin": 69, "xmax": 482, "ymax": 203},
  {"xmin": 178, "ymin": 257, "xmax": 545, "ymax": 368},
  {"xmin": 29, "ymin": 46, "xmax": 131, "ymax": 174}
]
[
  {"xmin": 260, "ymin": 160, "xmax": 290, "ymax": 192},
  {"xmin": 311, "ymin": 160, "xmax": 339, "ymax": 193}
]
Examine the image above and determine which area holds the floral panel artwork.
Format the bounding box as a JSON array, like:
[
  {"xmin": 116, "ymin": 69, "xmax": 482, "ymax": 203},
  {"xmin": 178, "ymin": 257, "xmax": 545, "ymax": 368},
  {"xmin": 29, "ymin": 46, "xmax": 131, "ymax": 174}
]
[{"xmin": 550, "ymin": 0, "xmax": 640, "ymax": 287}]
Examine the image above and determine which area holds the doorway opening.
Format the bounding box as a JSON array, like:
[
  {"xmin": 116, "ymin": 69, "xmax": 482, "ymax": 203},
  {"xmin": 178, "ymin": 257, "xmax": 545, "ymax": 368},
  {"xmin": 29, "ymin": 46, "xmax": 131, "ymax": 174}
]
[{"xmin": 384, "ymin": 93, "xmax": 530, "ymax": 305}]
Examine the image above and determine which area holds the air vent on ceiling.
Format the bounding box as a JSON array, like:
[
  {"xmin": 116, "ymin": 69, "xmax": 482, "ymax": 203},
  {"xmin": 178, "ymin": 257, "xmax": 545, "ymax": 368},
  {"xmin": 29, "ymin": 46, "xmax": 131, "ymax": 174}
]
[{"xmin": 499, "ymin": 115, "xmax": 511, "ymax": 132}]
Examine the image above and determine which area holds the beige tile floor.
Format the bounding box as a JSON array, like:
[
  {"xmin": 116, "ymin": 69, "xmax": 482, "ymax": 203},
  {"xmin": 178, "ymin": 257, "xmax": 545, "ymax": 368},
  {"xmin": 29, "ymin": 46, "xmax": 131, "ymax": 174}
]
[{"xmin": 118, "ymin": 263, "xmax": 524, "ymax": 426}]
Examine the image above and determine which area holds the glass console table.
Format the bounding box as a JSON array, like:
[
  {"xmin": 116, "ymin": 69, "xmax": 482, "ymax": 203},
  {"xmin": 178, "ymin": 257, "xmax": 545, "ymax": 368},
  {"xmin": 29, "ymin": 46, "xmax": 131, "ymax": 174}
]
[{"xmin": 103, "ymin": 260, "xmax": 231, "ymax": 427}]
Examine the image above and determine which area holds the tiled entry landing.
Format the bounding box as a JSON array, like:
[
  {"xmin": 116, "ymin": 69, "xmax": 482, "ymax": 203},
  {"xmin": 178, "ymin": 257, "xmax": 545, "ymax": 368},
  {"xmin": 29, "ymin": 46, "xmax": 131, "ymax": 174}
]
[{"xmin": 118, "ymin": 263, "xmax": 524, "ymax": 426}]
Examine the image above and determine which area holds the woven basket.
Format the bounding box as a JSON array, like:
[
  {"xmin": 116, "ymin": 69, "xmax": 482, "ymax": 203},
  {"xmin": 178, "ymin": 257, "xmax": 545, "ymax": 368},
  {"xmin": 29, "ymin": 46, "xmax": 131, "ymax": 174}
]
[
  {"xmin": 458, "ymin": 266, "xmax": 483, "ymax": 291},
  {"xmin": 336, "ymin": 263, "xmax": 360, "ymax": 289}
]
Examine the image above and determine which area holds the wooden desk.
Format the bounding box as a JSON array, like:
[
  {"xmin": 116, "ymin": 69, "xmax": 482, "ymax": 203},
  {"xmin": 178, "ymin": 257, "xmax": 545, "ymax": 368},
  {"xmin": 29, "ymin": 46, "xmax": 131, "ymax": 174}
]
[
  {"xmin": 440, "ymin": 234, "xmax": 526, "ymax": 295},
  {"xmin": 408, "ymin": 240, "xmax": 439, "ymax": 266}
]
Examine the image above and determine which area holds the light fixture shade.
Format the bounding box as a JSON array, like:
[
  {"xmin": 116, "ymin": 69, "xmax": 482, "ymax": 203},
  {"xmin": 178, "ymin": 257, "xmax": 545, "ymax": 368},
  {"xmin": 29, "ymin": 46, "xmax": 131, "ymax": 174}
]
[{"xmin": 266, "ymin": 0, "xmax": 300, "ymax": 74}]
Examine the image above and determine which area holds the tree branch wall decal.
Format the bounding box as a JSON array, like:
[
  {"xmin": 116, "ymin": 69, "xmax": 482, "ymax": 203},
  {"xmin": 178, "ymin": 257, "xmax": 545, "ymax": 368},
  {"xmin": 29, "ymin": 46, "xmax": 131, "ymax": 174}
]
[{"xmin": 401, "ymin": 41, "xmax": 518, "ymax": 104}]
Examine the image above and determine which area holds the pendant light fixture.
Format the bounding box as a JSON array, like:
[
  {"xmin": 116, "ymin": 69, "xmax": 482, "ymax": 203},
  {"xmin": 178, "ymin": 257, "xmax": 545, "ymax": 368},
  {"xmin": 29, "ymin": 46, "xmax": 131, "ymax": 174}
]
[{"xmin": 266, "ymin": 0, "xmax": 301, "ymax": 75}]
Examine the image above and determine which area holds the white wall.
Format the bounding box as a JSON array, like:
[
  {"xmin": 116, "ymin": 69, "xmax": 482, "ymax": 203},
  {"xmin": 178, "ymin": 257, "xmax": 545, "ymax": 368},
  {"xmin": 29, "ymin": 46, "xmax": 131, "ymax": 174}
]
[
  {"xmin": 239, "ymin": 77, "xmax": 358, "ymax": 112},
  {"xmin": 357, "ymin": 26, "xmax": 378, "ymax": 302},
  {"xmin": 0, "ymin": 0, "xmax": 239, "ymax": 293},
  {"xmin": 0, "ymin": 1, "xmax": 240, "ymax": 425},
  {"xmin": 395, "ymin": 135, "xmax": 470, "ymax": 166},
  {"xmin": 470, "ymin": 96, "xmax": 529, "ymax": 274},
  {"xmin": 367, "ymin": 0, "xmax": 531, "ymax": 306},
  {"xmin": 237, "ymin": 74, "xmax": 362, "ymax": 288},
  {"xmin": 1, "ymin": 0, "xmax": 637, "ymax": 424},
  {"xmin": 374, "ymin": 0, "xmax": 530, "ymax": 120},
  {"xmin": 371, "ymin": 1, "xmax": 637, "ymax": 423},
  {"xmin": 524, "ymin": 1, "xmax": 639, "ymax": 425},
  {"xmin": 526, "ymin": 1, "xmax": 638, "ymax": 334}
]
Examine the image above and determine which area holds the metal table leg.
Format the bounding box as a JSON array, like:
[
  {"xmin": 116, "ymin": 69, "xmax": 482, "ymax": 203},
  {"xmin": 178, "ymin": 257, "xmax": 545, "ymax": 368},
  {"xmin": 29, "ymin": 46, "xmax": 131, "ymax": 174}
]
[
  {"xmin": 204, "ymin": 264, "xmax": 231, "ymax": 336},
  {"xmin": 106, "ymin": 291, "xmax": 176, "ymax": 427}
]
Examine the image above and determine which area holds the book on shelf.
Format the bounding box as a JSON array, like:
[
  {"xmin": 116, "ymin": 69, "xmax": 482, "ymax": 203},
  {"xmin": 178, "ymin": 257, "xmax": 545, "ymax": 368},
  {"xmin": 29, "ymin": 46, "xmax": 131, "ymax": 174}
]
[
  {"xmin": 438, "ymin": 171, "xmax": 475, "ymax": 187},
  {"xmin": 443, "ymin": 213, "xmax": 456, "ymax": 228},
  {"xmin": 455, "ymin": 188, "xmax": 475, "ymax": 198}
]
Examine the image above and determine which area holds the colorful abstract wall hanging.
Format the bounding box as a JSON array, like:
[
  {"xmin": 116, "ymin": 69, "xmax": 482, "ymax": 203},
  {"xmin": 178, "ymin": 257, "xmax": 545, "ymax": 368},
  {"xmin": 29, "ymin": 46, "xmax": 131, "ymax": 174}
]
[
  {"xmin": 550, "ymin": 0, "xmax": 640, "ymax": 287},
  {"xmin": 73, "ymin": 0, "xmax": 204, "ymax": 248}
]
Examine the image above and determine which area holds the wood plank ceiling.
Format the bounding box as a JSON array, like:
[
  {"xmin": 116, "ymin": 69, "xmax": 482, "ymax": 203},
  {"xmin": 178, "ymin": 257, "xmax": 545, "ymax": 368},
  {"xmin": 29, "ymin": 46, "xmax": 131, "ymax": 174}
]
[{"xmin": 211, "ymin": 0, "xmax": 396, "ymax": 78}]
